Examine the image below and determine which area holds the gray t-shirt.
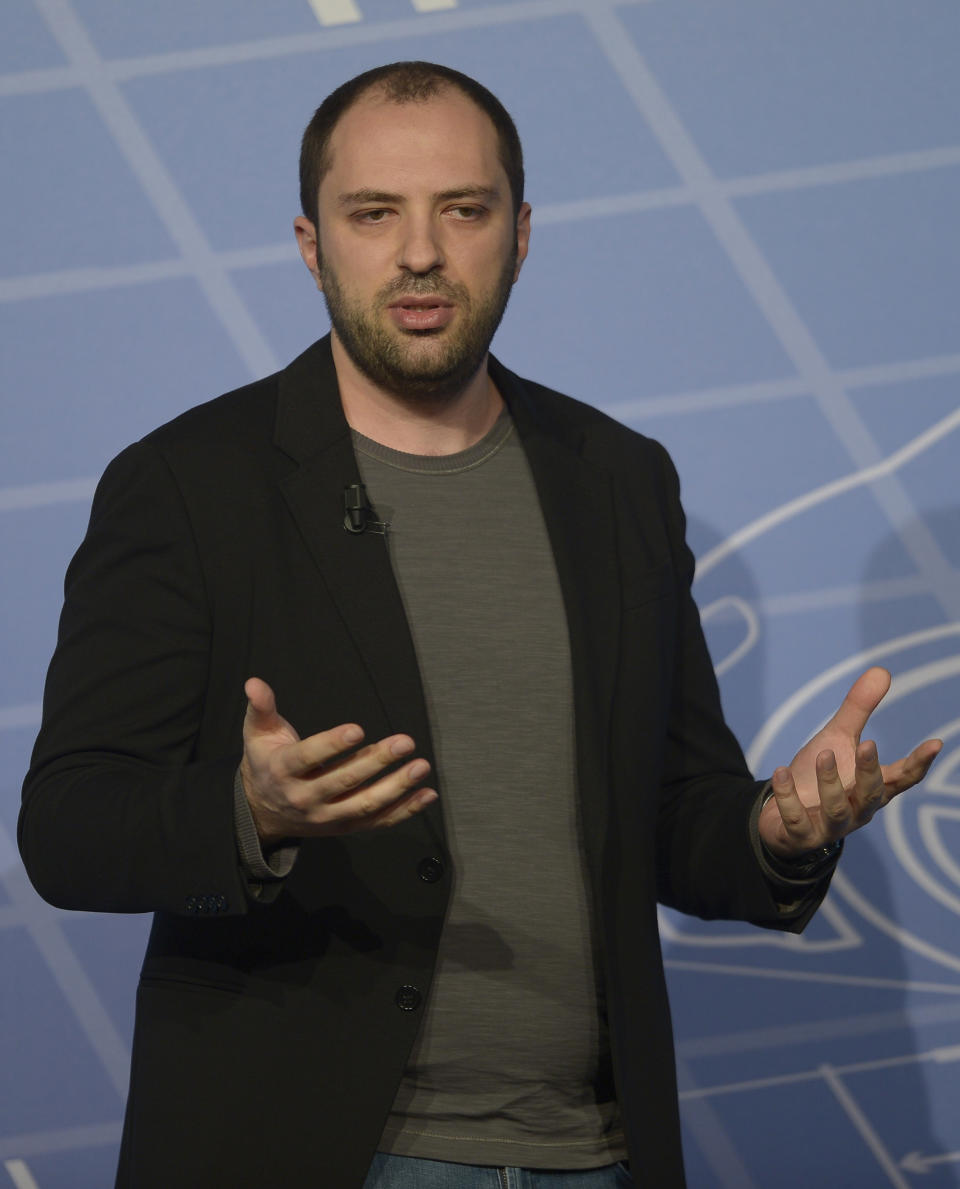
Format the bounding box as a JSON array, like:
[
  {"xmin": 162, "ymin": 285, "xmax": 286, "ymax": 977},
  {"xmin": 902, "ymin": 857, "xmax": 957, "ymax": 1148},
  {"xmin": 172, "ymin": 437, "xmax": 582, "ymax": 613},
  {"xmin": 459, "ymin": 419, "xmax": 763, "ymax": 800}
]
[{"xmin": 355, "ymin": 412, "xmax": 626, "ymax": 1169}]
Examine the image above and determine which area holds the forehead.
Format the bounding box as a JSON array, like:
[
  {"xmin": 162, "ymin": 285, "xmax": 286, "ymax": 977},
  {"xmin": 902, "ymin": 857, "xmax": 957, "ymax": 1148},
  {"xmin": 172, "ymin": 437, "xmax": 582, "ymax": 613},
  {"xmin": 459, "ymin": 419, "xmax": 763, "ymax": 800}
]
[{"xmin": 322, "ymin": 89, "xmax": 504, "ymax": 196}]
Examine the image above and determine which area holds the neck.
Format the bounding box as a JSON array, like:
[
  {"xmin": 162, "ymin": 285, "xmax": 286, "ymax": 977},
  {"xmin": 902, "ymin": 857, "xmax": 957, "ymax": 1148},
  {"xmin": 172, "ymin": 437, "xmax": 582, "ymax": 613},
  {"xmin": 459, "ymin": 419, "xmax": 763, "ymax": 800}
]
[{"xmin": 330, "ymin": 333, "xmax": 503, "ymax": 456}]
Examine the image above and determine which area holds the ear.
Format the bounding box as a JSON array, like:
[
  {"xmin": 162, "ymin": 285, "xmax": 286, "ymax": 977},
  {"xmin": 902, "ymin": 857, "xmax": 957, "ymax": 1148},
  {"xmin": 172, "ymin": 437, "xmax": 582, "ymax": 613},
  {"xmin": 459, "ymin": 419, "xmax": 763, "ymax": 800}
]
[
  {"xmin": 513, "ymin": 202, "xmax": 532, "ymax": 282},
  {"xmin": 293, "ymin": 216, "xmax": 323, "ymax": 290}
]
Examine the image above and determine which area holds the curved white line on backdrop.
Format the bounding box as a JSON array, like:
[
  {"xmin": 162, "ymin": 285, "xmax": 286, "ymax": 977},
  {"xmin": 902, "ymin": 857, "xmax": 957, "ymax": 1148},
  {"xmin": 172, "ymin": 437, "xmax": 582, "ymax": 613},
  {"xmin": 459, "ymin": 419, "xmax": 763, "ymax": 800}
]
[
  {"xmin": 700, "ymin": 595, "xmax": 761, "ymax": 677},
  {"xmin": 925, "ymin": 719, "xmax": 960, "ymax": 795},
  {"xmin": 919, "ymin": 804, "xmax": 960, "ymax": 895},
  {"xmin": 694, "ymin": 405, "xmax": 960, "ymax": 583},
  {"xmin": 885, "ymin": 787, "xmax": 960, "ymax": 922},
  {"xmin": 744, "ymin": 625, "xmax": 960, "ymax": 771},
  {"xmin": 830, "ymin": 869, "xmax": 960, "ymax": 977},
  {"xmin": 749, "ymin": 644, "xmax": 960, "ymax": 975}
]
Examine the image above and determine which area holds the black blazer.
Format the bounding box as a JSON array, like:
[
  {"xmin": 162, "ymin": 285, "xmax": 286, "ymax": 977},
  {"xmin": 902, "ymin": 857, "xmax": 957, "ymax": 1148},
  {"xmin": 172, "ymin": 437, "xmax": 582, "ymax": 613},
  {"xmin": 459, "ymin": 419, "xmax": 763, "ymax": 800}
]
[{"xmin": 20, "ymin": 338, "xmax": 821, "ymax": 1188}]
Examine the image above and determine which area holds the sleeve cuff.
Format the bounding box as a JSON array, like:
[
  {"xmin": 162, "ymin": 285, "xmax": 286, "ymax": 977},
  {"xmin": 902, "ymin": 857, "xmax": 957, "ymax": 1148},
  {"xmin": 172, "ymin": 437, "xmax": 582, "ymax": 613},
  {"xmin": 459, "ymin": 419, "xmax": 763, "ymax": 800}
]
[
  {"xmin": 749, "ymin": 783, "xmax": 841, "ymax": 911},
  {"xmin": 233, "ymin": 769, "xmax": 299, "ymax": 897}
]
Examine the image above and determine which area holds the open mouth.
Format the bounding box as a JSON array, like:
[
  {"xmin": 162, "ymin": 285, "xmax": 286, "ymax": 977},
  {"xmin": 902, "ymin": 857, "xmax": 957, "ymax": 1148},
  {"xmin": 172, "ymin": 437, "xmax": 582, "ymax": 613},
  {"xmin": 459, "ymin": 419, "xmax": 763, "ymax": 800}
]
[{"xmin": 388, "ymin": 300, "xmax": 455, "ymax": 331}]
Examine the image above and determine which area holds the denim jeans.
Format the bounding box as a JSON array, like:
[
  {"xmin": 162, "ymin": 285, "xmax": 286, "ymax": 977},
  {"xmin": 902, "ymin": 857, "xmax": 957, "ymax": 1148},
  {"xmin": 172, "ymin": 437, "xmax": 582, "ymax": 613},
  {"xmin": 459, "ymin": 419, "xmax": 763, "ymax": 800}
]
[{"xmin": 363, "ymin": 1153, "xmax": 634, "ymax": 1188}]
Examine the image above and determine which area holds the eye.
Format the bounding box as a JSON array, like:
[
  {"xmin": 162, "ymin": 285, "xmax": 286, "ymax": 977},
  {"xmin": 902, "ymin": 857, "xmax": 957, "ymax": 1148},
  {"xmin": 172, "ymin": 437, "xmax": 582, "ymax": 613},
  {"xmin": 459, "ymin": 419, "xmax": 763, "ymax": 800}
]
[
  {"xmin": 447, "ymin": 205, "xmax": 485, "ymax": 221},
  {"xmin": 355, "ymin": 208, "xmax": 392, "ymax": 224}
]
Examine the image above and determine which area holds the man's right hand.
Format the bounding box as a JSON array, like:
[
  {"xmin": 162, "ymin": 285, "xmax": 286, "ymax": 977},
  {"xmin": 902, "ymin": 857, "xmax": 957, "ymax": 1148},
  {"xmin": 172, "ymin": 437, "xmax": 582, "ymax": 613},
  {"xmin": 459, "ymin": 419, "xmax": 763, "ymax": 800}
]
[{"xmin": 240, "ymin": 677, "xmax": 437, "ymax": 845}]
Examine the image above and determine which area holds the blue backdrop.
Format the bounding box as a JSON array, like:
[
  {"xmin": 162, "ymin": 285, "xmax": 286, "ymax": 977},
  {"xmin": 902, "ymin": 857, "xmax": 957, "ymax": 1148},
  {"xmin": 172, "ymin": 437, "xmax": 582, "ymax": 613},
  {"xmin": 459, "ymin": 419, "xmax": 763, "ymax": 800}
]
[{"xmin": 3, "ymin": 2, "xmax": 960, "ymax": 1185}]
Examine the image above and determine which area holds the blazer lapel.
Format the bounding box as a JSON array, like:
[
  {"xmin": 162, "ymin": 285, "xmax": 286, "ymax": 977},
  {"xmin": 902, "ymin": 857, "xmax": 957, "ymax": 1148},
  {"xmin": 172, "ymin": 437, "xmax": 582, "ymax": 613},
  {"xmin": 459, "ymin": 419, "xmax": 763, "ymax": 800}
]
[
  {"xmin": 493, "ymin": 360, "xmax": 621, "ymax": 862},
  {"xmin": 272, "ymin": 338, "xmax": 434, "ymax": 756}
]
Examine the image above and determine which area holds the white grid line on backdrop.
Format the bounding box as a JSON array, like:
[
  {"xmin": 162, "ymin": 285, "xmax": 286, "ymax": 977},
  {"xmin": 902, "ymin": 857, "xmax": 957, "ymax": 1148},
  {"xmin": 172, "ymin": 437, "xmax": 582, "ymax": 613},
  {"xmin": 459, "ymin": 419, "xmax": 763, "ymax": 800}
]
[
  {"xmin": 4, "ymin": 146, "xmax": 960, "ymax": 303},
  {"xmin": 0, "ymin": 0, "xmax": 656, "ymax": 98},
  {"xmin": 583, "ymin": 3, "xmax": 960, "ymax": 625},
  {"xmin": 30, "ymin": 0, "xmax": 280, "ymax": 379}
]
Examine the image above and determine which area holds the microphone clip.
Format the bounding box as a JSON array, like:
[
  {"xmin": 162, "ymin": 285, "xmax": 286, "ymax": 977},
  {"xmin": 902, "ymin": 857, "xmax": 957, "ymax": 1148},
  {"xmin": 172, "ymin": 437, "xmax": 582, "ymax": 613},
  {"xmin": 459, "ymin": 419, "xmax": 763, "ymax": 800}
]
[{"xmin": 343, "ymin": 483, "xmax": 389, "ymax": 536}]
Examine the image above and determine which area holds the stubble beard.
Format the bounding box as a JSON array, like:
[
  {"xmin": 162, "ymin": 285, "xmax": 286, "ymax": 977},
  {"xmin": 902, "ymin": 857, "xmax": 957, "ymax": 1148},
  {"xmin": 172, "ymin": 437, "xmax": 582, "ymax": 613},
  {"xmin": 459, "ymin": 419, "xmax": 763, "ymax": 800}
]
[{"xmin": 319, "ymin": 245, "xmax": 517, "ymax": 406}]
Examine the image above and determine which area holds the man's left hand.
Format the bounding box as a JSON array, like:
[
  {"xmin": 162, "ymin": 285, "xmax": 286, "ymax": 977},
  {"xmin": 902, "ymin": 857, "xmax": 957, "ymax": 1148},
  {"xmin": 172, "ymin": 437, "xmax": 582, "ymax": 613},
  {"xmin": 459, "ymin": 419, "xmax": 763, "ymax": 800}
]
[{"xmin": 758, "ymin": 666, "xmax": 942, "ymax": 860}]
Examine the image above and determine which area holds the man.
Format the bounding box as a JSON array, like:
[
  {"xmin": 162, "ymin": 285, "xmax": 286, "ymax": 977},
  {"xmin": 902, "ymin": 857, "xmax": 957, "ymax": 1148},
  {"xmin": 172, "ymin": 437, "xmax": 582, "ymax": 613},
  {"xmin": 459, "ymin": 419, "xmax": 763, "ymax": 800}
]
[{"xmin": 19, "ymin": 63, "xmax": 939, "ymax": 1188}]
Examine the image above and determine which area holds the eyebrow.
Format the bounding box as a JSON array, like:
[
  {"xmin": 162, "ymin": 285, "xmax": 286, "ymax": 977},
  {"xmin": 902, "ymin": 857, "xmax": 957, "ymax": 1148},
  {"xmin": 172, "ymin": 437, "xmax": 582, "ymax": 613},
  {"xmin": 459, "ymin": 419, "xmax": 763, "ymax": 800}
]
[{"xmin": 337, "ymin": 185, "xmax": 502, "ymax": 207}]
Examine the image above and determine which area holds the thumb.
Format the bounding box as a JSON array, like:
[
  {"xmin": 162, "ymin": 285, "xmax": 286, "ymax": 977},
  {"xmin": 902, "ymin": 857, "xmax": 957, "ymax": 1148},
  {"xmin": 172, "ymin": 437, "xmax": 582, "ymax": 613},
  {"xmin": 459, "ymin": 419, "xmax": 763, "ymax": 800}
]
[
  {"xmin": 244, "ymin": 677, "xmax": 283, "ymax": 735},
  {"xmin": 829, "ymin": 666, "xmax": 891, "ymax": 740}
]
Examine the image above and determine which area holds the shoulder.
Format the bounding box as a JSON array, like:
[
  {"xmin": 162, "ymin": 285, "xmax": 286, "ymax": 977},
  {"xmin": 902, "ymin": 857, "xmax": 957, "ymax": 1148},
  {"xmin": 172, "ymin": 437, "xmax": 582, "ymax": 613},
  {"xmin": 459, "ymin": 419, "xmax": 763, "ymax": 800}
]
[
  {"xmin": 141, "ymin": 370, "xmax": 281, "ymax": 454},
  {"xmin": 99, "ymin": 337, "xmax": 339, "ymax": 496},
  {"xmin": 85, "ymin": 372, "xmax": 282, "ymax": 530},
  {"xmin": 137, "ymin": 335, "xmax": 338, "ymax": 456},
  {"xmin": 494, "ymin": 357, "xmax": 676, "ymax": 479}
]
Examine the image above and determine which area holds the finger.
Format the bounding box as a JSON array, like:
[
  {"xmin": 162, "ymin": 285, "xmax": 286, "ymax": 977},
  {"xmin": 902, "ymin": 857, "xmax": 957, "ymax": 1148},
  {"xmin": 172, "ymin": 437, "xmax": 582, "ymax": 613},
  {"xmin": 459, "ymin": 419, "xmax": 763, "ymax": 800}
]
[
  {"xmin": 770, "ymin": 766, "xmax": 821, "ymax": 851},
  {"xmin": 827, "ymin": 666, "xmax": 891, "ymax": 741},
  {"xmin": 318, "ymin": 727, "xmax": 421, "ymax": 794},
  {"xmin": 320, "ymin": 759, "xmax": 434, "ymax": 830},
  {"xmin": 286, "ymin": 728, "xmax": 417, "ymax": 789},
  {"xmin": 364, "ymin": 785, "xmax": 439, "ymax": 830},
  {"xmin": 276, "ymin": 721, "xmax": 369, "ymax": 780},
  {"xmin": 849, "ymin": 740, "xmax": 885, "ymax": 824},
  {"xmin": 880, "ymin": 737, "xmax": 943, "ymax": 797},
  {"xmin": 814, "ymin": 748, "xmax": 854, "ymax": 838}
]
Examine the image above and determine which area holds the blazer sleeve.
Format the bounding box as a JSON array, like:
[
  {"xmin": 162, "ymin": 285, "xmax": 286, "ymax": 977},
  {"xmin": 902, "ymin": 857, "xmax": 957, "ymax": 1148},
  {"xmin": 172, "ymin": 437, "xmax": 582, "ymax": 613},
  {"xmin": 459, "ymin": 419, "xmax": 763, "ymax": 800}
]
[
  {"xmin": 18, "ymin": 440, "xmax": 250, "ymax": 917},
  {"xmin": 649, "ymin": 441, "xmax": 831, "ymax": 931}
]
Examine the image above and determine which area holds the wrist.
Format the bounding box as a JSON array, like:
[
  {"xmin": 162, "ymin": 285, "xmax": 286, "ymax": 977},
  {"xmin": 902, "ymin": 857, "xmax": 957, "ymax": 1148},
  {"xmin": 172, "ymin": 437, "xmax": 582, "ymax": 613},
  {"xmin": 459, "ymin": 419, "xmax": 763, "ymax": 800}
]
[
  {"xmin": 758, "ymin": 786, "xmax": 843, "ymax": 878},
  {"xmin": 766, "ymin": 837, "xmax": 842, "ymax": 876}
]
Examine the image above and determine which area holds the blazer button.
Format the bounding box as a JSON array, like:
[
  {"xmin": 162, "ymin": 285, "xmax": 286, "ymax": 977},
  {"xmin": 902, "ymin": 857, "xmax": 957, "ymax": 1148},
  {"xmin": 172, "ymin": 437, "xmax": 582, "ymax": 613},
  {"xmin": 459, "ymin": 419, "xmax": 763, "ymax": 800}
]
[
  {"xmin": 395, "ymin": 985, "xmax": 422, "ymax": 1012},
  {"xmin": 417, "ymin": 857, "xmax": 444, "ymax": 884}
]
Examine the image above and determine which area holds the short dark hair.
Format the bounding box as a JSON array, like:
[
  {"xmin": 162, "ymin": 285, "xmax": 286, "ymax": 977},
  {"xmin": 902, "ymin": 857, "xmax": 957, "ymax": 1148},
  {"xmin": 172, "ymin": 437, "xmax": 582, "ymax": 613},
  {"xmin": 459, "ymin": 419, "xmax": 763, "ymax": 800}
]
[{"xmin": 299, "ymin": 61, "xmax": 525, "ymax": 231}]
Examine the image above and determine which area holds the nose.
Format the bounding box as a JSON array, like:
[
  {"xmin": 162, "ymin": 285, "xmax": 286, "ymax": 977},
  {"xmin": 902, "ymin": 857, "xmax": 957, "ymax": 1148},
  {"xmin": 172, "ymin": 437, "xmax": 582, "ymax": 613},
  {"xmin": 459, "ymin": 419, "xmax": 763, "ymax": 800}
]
[{"xmin": 397, "ymin": 213, "xmax": 444, "ymax": 275}]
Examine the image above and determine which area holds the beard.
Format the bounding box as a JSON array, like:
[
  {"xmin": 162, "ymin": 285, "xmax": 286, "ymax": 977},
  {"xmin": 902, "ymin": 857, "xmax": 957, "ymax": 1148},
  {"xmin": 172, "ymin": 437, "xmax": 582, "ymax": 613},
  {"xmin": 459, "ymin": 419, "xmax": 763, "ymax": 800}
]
[{"xmin": 319, "ymin": 245, "xmax": 517, "ymax": 405}]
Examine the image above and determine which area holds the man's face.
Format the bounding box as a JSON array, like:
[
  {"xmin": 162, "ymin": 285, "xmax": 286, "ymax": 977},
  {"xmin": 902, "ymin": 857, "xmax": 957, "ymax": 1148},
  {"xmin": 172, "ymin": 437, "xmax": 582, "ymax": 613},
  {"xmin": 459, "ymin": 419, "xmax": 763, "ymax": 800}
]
[{"xmin": 294, "ymin": 88, "xmax": 530, "ymax": 403}]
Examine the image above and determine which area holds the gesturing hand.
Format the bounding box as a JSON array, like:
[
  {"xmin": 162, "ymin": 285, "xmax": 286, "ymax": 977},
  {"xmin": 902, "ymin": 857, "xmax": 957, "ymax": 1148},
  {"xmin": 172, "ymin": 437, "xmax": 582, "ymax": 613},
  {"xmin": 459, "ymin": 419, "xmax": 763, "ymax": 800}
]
[
  {"xmin": 759, "ymin": 666, "xmax": 942, "ymax": 860},
  {"xmin": 240, "ymin": 677, "xmax": 437, "ymax": 845}
]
